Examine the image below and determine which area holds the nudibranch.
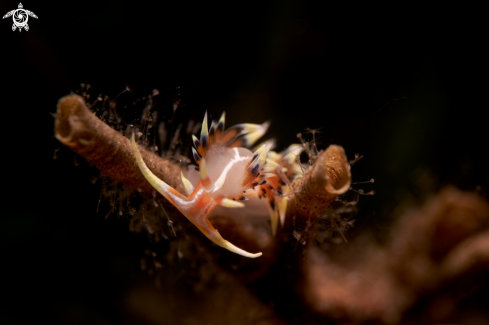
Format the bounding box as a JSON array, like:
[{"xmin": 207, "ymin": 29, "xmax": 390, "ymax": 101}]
[{"xmin": 131, "ymin": 112, "xmax": 303, "ymax": 258}]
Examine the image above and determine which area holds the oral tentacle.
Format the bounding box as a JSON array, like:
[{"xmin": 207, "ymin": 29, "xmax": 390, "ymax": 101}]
[
  {"xmin": 131, "ymin": 133, "xmax": 188, "ymax": 203},
  {"xmin": 180, "ymin": 171, "xmax": 195, "ymax": 196}
]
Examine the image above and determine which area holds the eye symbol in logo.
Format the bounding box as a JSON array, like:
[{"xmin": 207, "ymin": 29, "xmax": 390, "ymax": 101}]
[{"xmin": 2, "ymin": 3, "xmax": 38, "ymax": 32}]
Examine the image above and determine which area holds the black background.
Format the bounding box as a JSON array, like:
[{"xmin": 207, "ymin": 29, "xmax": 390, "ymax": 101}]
[{"xmin": 1, "ymin": 0, "xmax": 487, "ymax": 324}]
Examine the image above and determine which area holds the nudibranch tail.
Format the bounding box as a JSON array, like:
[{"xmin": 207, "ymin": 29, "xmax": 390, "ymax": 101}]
[{"xmin": 131, "ymin": 133, "xmax": 263, "ymax": 258}]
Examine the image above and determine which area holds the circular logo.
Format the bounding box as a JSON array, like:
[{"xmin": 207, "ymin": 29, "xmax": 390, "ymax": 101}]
[
  {"xmin": 3, "ymin": 3, "xmax": 38, "ymax": 32},
  {"xmin": 13, "ymin": 9, "xmax": 28, "ymax": 27}
]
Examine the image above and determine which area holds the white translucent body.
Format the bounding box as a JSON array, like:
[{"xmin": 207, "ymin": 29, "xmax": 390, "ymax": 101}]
[
  {"xmin": 186, "ymin": 147, "xmax": 269, "ymax": 221},
  {"xmin": 191, "ymin": 145, "xmax": 254, "ymax": 199}
]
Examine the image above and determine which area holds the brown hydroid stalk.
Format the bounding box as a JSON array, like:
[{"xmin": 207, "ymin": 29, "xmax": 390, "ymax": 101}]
[
  {"xmin": 286, "ymin": 145, "xmax": 351, "ymax": 219},
  {"xmin": 54, "ymin": 94, "xmax": 351, "ymax": 225},
  {"xmin": 54, "ymin": 94, "xmax": 185, "ymax": 196},
  {"xmin": 55, "ymin": 95, "xmax": 351, "ymax": 220}
]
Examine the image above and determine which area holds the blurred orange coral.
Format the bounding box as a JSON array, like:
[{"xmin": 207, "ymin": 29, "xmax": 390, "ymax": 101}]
[{"xmin": 306, "ymin": 187, "xmax": 489, "ymax": 324}]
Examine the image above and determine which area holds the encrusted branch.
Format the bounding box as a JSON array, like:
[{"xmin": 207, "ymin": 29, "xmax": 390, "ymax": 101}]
[
  {"xmin": 55, "ymin": 94, "xmax": 185, "ymax": 196},
  {"xmin": 54, "ymin": 94, "xmax": 351, "ymax": 221},
  {"xmin": 286, "ymin": 145, "xmax": 351, "ymax": 219}
]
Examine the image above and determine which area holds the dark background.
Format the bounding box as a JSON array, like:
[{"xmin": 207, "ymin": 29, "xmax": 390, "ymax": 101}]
[{"xmin": 1, "ymin": 0, "xmax": 486, "ymax": 324}]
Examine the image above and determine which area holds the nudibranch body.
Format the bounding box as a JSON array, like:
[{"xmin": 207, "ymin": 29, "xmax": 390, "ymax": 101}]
[{"xmin": 131, "ymin": 112, "xmax": 303, "ymax": 258}]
